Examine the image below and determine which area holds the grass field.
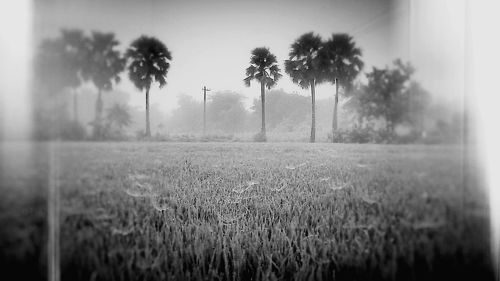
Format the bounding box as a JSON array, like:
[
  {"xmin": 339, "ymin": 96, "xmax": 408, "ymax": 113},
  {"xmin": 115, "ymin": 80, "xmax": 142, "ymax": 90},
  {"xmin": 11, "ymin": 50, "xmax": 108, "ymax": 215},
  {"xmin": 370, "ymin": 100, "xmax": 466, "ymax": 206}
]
[{"xmin": 0, "ymin": 142, "xmax": 494, "ymax": 281}]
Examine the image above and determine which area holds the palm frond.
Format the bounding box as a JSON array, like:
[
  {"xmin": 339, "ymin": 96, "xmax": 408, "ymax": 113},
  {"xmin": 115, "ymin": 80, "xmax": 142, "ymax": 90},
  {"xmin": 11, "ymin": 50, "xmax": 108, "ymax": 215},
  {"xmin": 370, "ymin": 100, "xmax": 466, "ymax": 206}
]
[
  {"xmin": 245, "ymin": 47, "xmax": 281, "ymax": 89},
  {"xmin": 125, "ymin": 36, "xmax": 172, "ymax": 91},
  {"xmin": 320, "ymin": 33, "xmax": 364, "ymax": 90},
  {"xmin": 243, "ymin": 76, "xmax": 253, "ymax": 87}
]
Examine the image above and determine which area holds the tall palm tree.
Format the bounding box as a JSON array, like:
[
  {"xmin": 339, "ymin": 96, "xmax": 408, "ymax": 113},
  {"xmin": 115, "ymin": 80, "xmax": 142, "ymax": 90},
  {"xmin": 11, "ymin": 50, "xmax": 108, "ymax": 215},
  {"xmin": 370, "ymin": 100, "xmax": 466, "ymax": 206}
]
[
  {"xmin": 35, "ymin": 30, "xmax": 88, "ymax": 140},
  {"xmin": 35, "ymin": 38, "xmax": 73, "ymax": 96},
  {"xmin": 125, "ymin": 36, "xmax": 172, "ymax": 138},
  {"xmin": 60, "ymin": 29, "xmax": 87, "ymax": 123},
  {"xmin": 319, "ymin": 33, "xmax": 363, "ymax": 139},
  {"xmin": 36, "ymin": 29, "xmax": 86, "ymax": 97},
  {"xmin": 244, "ymin": 47, "xmax": 282, "ymax": 140},
  {"xmin": 284, "ymin": 32, "xmax": 323, "ymax": 143},
  {"xmin": 81, "ymin": 31, "xmax": 125, "ymax": 139}
]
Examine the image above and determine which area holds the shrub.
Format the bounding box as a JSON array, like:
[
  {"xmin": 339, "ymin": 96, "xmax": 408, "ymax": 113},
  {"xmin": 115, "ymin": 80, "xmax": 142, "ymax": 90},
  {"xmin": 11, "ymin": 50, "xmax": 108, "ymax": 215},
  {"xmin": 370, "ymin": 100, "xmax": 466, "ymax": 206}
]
[
  {"xmin": 328, "ymin": 129, "xmax": 349, "ymax": 143},
  {"xmin": 253, "ymin": 132, "xmax": 267, "ymax": 142},
  {"xmin": 348, "ymin": 127, "xmax": 373, "ymax": 143},
  {"xmin": 372, "ymin": 128, "xmax": 395, "ymax": 144},
  {"xmin": 328, "ymin": 128, "xmax": 372, "ymax": 143},
  {"xmin": 135, "ymin": 129, "xmax": 147, "ymax": 140}
]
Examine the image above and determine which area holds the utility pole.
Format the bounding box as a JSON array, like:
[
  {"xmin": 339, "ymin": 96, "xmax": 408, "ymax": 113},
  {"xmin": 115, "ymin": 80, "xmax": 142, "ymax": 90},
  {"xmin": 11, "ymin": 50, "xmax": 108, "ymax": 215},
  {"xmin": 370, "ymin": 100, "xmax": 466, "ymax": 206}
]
[{"xmin": 202, "ymin": 86, "xmax": 211, "ymax": 135}]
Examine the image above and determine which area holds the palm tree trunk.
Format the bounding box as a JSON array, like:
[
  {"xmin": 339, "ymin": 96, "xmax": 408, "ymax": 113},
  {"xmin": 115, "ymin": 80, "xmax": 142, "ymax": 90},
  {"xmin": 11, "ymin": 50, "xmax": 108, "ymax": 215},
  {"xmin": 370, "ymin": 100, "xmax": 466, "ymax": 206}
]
[
  {"xmin": 94, "ymin": 88, "xmax": 103, "ymax": 139},
  {"xmin": 96, "ymin": 89, "xmax": 103, "ymax": 120},
  {"xmin": 145, "ymin": 87, "xmax": 151, "ymax": 137},
  {"xmin": 332, "ymin": 78, "xmax": 339, "ymax": 142},
  {"xmin": 260, "ymin": 81, "xmax": 266, "ymax": 138},
  {"xmin": 310, "ymin": 80, "xmax": 316, "ymax": 143},
  {"xmin": 73, "ymin": 89, "xmax": 78, "ymax": 123}
]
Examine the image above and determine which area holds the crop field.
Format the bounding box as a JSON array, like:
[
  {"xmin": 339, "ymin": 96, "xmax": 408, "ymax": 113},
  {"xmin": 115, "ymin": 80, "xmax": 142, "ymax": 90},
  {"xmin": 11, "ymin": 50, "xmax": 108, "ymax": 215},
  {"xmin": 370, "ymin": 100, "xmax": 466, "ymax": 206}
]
[{"xmin": 0, "ymin": 142, "xmax": 494, "ymax": 281}]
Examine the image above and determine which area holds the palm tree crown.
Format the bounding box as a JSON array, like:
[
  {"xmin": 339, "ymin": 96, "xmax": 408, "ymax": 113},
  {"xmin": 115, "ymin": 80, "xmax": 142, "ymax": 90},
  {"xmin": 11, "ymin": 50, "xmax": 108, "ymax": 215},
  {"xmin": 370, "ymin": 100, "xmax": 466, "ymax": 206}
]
[
  {"xmin": 126, "ymin": 36, "xmax": 172, "ymax": 91},
  {"xmin": 244, "ymin": 47, "xmax": 282, "ymax": 88},
  {"xmin": 284, "ymin": 32, "xmax": 323, "ymax": 89},
  {"xmin": 82, "ymin": 31, "xmax": 125, "ymax": 91},
  {"xmin": 319, "ymin": 33, "xmax": 363, "ymax": 90},
  {"xmin": 36, "ymin": 29, "xmax": 88, "ymax": 95}
]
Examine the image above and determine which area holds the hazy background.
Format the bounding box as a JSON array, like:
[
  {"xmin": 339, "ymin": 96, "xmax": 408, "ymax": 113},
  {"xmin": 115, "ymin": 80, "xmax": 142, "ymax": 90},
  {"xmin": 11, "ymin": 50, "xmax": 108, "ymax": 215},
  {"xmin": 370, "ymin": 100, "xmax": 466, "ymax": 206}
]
[
  {"xmin": 33, "ymin": 0, "xmax": 464, "ymax": 116},
  {"xmin": 0, "ymin": 0, "xmax": 468, "ymax": 140}
]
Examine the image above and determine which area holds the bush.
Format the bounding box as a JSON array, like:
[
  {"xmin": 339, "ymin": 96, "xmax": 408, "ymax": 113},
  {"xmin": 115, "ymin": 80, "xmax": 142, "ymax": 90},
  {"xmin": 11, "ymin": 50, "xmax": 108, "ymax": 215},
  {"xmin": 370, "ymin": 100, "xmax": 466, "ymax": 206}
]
[
  {"xmin": 328, "ymin": 129, "xmax": 349, "ymax": 143},
  {"xmin": 328, "ymin": 127, "xmax": 372, "ymax": 143},
  {"xmin": 348, "ymin": 127, "xmax": 373, "ymax": 143},
  {"xmin": 253, "ymin": 132, "xmax": 267, "ymax": 142},
  {"xmin": 327, "ymin": 127, "xmax": 424, "ymax": 144},
  {"xmin": 372, "ymin": 128, "xmax": 394, "ymax": 144},
  {"xmin": 201, "ymin": 134, "xmax": 235, "ymax": 142},
  {"xmin": 134, "ymin": 129, "xmax": 147, "ymax": 140}
]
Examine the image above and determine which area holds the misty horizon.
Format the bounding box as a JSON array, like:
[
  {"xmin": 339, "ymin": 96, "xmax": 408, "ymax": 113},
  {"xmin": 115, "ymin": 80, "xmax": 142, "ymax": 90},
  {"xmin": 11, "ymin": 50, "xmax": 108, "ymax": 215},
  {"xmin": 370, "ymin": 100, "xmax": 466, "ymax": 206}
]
[{"xmin": 34, "ymin": 0, "xmax": 465, "ymax": 115}]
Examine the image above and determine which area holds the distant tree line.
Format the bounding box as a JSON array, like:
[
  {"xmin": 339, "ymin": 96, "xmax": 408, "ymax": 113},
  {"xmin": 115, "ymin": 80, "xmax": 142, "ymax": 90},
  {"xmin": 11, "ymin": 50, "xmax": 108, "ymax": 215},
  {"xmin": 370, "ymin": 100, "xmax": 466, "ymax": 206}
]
[
  {"xmin": 163, "ymin": 86, "xmax": 459, "ymax": 144},
  {"xmin": 34, "ymin": 29, "xmax": 458, "ymax": 143}
]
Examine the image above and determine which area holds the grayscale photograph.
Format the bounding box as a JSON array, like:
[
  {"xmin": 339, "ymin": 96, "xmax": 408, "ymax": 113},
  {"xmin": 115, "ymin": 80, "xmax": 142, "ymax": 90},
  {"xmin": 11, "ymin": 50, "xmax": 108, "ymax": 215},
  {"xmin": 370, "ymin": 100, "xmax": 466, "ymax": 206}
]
[{"xmin": 0, "ymin": 0, "xmax": 499, "ymax": 280}]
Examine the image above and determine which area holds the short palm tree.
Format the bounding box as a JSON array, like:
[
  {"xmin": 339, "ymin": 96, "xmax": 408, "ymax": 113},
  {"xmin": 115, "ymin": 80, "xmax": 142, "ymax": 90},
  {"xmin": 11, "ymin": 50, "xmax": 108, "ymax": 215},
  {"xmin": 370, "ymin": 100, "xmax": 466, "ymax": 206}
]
[
  {"xmin": 284, "ymin": 32, "xmax": 323, "ymax": 143},
  {"xmin": 81, "ymin": 31, "xmax": 125, "ymax": 139},
  {"xmin": 319, "ymin": 33, "xmax": 363, "ymax": 138},
  {"xmin": 125, "ymin": 36, "xmax": 172, "ymax": 138},
  {"xmin": 244, "ymin": 47, "xmax": 282, "ymax": 140}
]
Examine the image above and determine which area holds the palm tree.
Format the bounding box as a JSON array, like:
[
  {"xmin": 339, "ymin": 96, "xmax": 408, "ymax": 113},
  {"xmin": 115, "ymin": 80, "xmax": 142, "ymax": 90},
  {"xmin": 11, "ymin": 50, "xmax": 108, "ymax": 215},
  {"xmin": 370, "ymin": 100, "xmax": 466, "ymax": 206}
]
[
  {"xmin": 125, "ymin": 36, "xmax": 172, "ymax": 138},
  {"xmin": 244, "ymin": 47, "xmax": 282, "ymax": 140},
  {"xmin": 81, "ymin": 31, "xmax": 125, "ymax": 139},
  {"xmin": 36, "ymin": 29, "xmax": 86, "ymax": 97},
  {"xmin": 35, "ymin": 38, "xmax": 72, "ymax": 96},
  {"xmin": 35, "ymin": 30, "xmax": 88, "ymax": 140},
  {"xmin": 60, "ymin": 29, "xmax": 87, "ymax": 123},
  {"xmin": 284, "ymin": 32, "xmax": 323, "ymax": 143},
  {"xmin": 319, "ymin": 33, "xmax": 363, "ymax": 139}
]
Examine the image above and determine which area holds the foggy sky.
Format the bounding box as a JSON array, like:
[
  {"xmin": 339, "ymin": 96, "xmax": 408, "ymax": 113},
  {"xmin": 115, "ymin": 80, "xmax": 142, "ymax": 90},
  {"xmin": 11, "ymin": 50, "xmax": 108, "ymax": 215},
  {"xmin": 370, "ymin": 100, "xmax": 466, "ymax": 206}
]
[{"xmin": 34, "ymin": 0, "xmax": 465, "ymax": 113}]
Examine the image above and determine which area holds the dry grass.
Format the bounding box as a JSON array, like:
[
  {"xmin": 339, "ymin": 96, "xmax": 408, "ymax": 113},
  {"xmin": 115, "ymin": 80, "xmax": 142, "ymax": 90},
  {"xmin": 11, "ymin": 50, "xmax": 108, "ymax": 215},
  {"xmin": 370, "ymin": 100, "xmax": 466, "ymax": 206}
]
[{"xmin": 0, "ymin": 142, "xmax": 493, "ymax": 281}]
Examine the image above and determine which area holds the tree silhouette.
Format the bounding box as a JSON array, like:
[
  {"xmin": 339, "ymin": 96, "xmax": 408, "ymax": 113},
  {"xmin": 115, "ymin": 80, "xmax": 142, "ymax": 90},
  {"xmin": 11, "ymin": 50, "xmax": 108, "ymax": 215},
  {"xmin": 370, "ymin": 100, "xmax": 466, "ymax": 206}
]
[
  {"xmin": 34, "ymin": 29, "xmax": 88, "ymax": 140},
  {"xmin": 355, "ymin": 59, "xmax": 416, "ymax": 132},
  {"xmin": 284, "ymin": 32, "xmax": 324, "ymax": 142},
  {"xmin": 244, "ymin": 47, "xmax": 282, "ymax": 140},
  {"xmin": 35, "ymin": 39, "xmax": 71, "ymax": 95},
  {"xmin": 319, "ymin": 34, "xmax": 363, "ymax": 139},
  {"xmin": 106, "ymin": 103, "xmax": 132, "ymax": 131},
  {"xmin": 250, "ymin": 89, "xmax": 309, "ymax": 130},
  {"xmin": 125, "ymin": 36, "xmax": 171, "ymax": 138},
  {"xmin": 36, "ymin": 29, "xmax": 86, "ymax": 96},
  {"xmin": 60, "ymin": 29, "xmax": 88, "ymax": 122},
  {"xmin": 207, "ymin": 91, "xmax": 248, "ymax": 134},
  {"xmin": 82, "ymin": 31, "xmax": 125, "ymax": 140}
]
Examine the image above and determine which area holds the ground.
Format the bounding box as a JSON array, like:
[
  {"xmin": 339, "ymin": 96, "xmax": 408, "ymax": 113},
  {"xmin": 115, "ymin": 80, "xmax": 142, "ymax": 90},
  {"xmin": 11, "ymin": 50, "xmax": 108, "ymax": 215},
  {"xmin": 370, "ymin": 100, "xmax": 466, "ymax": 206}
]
[{"xmin": 0, "ymin": 142, "xmax": 494, "ymax": 281}]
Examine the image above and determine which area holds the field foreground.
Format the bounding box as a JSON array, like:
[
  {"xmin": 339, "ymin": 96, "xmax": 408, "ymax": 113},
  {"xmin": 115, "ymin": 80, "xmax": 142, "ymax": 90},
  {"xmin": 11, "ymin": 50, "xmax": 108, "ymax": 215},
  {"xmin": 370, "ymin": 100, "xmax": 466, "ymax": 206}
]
[{"xmin": 0, "ymin": 142, "xmax": 494, "ymax": 281}]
